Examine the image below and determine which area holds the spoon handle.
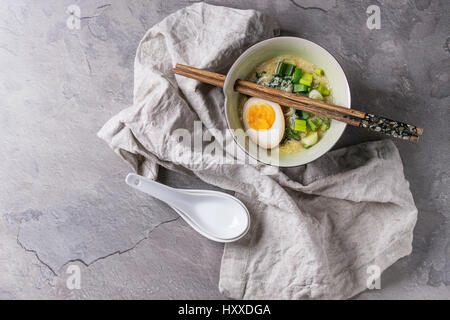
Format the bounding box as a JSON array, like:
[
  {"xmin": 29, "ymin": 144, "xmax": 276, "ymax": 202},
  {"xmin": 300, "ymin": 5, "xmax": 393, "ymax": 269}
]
[{"xmin": 125, "ymin": 173, "xmax": 189, "ymax": 209}]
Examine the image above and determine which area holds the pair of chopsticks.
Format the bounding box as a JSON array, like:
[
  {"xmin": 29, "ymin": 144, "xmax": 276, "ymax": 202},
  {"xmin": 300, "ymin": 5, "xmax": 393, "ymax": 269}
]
[{"xmin": 173, "ymin": 64, "xmax": 423, "ymax": 142}]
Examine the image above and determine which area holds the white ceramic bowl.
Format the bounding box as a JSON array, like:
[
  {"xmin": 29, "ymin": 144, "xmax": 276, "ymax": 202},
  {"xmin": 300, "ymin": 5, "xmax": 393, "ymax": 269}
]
[{"xmin": 223, "ymin": 37, "xmax": 351, "ymax": 167}]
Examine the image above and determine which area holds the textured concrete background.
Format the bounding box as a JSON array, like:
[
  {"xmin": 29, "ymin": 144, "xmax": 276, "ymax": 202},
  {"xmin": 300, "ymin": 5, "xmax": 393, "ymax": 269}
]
[{"xmin": 0, "ymin": 0, "xmax": 449, "ymax": 299}]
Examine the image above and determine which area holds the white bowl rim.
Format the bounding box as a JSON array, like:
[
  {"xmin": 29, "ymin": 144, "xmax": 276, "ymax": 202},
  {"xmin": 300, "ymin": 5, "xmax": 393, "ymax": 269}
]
[{"xmin": 223, "ymin": 36, "xmax": 352, "ymax": 167}]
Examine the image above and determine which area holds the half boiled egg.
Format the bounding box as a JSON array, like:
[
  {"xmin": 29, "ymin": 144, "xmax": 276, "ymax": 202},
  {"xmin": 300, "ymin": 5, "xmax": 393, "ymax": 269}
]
[{"xmin": 242, "ymin": 97, "xmax": 285, "ymax": 149}]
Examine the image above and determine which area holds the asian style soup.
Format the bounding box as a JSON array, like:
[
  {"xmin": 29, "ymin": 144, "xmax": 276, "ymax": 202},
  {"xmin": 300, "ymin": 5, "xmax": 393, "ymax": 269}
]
[{"xmin": 239, "ymin": 55, "xmax": 333, "ymax": 154}]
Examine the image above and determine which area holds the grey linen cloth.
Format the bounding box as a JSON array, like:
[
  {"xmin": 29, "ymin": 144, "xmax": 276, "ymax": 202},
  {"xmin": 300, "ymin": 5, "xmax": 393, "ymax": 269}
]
[{"xmin": 98, "ymin": 3, "xmax": 418, "ymax": 299}]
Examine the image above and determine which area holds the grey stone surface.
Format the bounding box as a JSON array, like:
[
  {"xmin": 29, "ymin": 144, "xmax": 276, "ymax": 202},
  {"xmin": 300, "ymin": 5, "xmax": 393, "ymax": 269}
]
[
  {"xmin": 12, "ymin": 173, "xmax": 179, "ymax": 273},
  {"xmin": 0, "ymin": 0, "xmax": 448, "ymax": 299}
]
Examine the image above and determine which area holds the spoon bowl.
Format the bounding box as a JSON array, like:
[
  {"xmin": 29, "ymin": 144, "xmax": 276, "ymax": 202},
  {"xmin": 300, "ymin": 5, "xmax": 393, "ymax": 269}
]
[{"xmin": 125, "ymin": 173, "xmax": 250, "ymax": 242}]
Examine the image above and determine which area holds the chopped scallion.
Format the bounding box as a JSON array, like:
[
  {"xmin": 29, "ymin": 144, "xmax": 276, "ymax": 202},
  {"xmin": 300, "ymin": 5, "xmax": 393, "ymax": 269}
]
[
  {"xmin": 320, "ymin": 120, "xmax": 331, "ymax": 131},
  {"xmin": 314, "ymin": 68, "xmax": 324, "ymax": 76},
  {"xmin": 301, "ymin": 131, "xmax": 318, "ymax": 146},
  {"xmin": 285, "ymin": 127, "xmax": 301, "ymax": 141},
  {"xmin": 313, "ymin": 118, "xmax": 323, "ymax": 127},
  {"xmin": 300, "ymin": 73, "xmax": 313, "ymax": 86},
  {"xmin": 293, "ymin": 68, "xmax": 302, "ymax": 83},
  {"xmin": 294, "ymin": 119, "xmax": 307, "ymax": 132},
  {"xmin": 275, "ymin": 62, "xmax": 285, "ymax": 76},
  {"xmin": 308, "ymin": 89, "xmax": 323, "ymax": 100},
  {"xmin": 301, "ymin": 111, "xmax": 310, "ymax": 119},
  {"xmin": 284, "ymin": 63, "xmax": 295, "ymax": 76},
  {"xmin": 318, "ymin": 83, "xmax": 330, "ymax": 96},
  {"xmin": 307, "ymin": 119, "xmax": 317, "ymax": 131},
  {"xmin": 293, "ymin": 84, "xmax": 310, "ymax": 93}
]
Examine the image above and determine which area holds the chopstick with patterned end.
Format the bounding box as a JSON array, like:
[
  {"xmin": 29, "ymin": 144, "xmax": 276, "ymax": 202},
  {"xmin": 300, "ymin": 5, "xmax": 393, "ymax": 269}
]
[
  {"xmin": 173, "ymin": 64, "xmax": 423, "ymax": 142},
  {"xmin": 173, "ymin": 66, "xmax": 361, "ymax": 127}
]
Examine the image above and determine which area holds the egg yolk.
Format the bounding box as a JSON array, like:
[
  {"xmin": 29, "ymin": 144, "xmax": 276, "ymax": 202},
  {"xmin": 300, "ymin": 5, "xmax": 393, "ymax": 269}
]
[{"xmin": 246, "ymin": 104, "xmax": 276, "ymax": 131}]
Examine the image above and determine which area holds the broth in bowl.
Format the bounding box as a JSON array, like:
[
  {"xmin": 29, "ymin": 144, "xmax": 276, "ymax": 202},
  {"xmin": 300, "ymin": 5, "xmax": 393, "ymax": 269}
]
[{"xmin": 239, "ymin": 55, "xmax": 333, "ymax": 154}]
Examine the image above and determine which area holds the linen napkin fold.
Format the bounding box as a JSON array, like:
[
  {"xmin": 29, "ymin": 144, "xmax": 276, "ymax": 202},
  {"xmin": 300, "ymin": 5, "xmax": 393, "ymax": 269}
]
[{"xmin": 98, "ymin": 3, "xmax": 418, "ymax": 299}]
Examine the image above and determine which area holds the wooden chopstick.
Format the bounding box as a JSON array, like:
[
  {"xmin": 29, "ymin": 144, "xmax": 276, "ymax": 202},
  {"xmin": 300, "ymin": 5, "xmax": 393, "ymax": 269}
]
[
  {"xmin": 172, "ymin": 67, "xmax": 225, "ymax": 88},
  {"xmin": 175, "ymin": 64, "xmax": 423, "ymax": 137},
  {"xmin": 176, "ymin": 64, "xmax": 365, "ymax": 119},
  {"xmin": 173, "ymin": 67, "xmax": 360, "ymax": 126},
  {"xmin": 173, "ymin": 64, "xmax": 422, "ymax": 141}
]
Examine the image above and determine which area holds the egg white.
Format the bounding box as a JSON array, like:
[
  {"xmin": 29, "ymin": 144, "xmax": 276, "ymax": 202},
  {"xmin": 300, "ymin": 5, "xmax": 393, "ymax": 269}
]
[{"xmin": 242, "ymin": 97, "xmax": 285, "ymax": 149}]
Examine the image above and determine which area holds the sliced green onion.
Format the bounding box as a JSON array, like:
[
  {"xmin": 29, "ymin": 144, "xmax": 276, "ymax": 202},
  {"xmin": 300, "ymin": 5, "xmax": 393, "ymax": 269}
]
[
  {"xmin": 275, "ymin": 62, "xmax": 285, "ymax": 76},
  {"xmin": 285, "ymin": 127, "xmax": 301, "ymax": 141},
  {"xmin": 320, "ymin": 120, "xmax": 331, "ymax": 131},
  {"xmin": 317, "ymin": 83, "xmax": 330, "ymax": 96},
  {"xmin": 293, "ymin": 68, "xmax": 302, "ymax": 83},
  {"xmin": 302, "ymin": 131, "xmax": 318, "ymax": 146},
  {"xmin": 301, "ymin": 111, "xmax": 310, "ymax": 119},
  {"xmin": 313, "ymin": 118, "xmax": 323, "ymax": 127},
  {"xmin": 314, "ymin": 68, "xmax": 324, "ymax": 76},
  {"xmin": 307, "ymin": 119, "xmax": 318, "ymax": 131},
  {"xmin": 308, "ymin": 89, "xmax": 324, "ymax": 100},
  {"xmin": 283, "ymin": 63, "xmax": 295, "ymax": 76},
  {"xmin": 299, "ymin": 73, "xmax": 313, "ymax": 86},
  {"xmin": 293, "ymin": 84, "xmax": 310, "ymax": 93},
  {"xmin": 294, "ymin": 119, "xmax": 307, "ymax": 132}
]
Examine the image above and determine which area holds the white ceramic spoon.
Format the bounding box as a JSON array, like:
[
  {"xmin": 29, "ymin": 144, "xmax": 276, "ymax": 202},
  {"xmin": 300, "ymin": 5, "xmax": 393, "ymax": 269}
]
[{"xmin": 125, "ymin": 173, "xmax": 250, "ymax": 242}]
